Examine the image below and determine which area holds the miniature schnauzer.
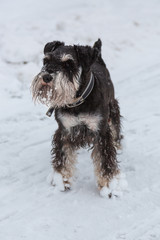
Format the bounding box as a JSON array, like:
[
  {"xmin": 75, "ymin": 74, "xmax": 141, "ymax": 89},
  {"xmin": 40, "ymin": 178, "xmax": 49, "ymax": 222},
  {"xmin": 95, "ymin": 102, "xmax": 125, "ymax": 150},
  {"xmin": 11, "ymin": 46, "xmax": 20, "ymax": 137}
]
[{"xmin": 31, "ymin": 39, "xmax": 123, "ymax": 197}]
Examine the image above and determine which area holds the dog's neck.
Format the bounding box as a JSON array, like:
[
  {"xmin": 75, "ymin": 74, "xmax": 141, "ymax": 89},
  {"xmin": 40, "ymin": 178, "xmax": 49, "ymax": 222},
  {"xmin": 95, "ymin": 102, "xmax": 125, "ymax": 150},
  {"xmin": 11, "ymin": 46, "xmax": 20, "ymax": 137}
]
[{"xmin": 46, "ymin": 71, "xmax": 95, "ymax": 116}]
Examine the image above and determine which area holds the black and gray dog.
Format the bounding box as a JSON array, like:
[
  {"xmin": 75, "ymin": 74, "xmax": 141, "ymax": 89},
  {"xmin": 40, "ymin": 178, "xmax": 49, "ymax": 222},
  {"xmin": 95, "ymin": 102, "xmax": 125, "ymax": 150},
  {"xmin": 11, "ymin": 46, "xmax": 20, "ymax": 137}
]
[{"xmin": 31, "ymin": 39, "xmax": 124, "ymax": 197}]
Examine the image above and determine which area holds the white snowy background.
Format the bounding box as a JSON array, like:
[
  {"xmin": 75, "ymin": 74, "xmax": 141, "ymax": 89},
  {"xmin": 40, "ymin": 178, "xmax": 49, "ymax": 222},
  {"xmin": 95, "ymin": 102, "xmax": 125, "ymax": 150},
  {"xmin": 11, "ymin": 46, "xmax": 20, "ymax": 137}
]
[{"xmin": 0, "ymin": 0, "xmax": 160, "ymax": 239}]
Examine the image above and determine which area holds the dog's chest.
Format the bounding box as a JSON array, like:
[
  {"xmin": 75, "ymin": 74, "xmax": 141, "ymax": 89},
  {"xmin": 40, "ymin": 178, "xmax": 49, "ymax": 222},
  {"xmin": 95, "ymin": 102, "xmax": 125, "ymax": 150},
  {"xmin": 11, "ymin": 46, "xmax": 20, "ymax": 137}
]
[{"xmin": 57, "ymin": 112, "xmax": 102, "ymax": 132}]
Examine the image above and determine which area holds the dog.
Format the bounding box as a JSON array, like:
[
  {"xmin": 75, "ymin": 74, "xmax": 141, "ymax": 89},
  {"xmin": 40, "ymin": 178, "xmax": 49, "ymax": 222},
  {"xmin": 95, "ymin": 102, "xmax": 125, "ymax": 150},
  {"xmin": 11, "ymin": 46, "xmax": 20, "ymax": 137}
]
[{"xmin": 31, "ymin": 39, "xmax": 123, "ymax": 197}]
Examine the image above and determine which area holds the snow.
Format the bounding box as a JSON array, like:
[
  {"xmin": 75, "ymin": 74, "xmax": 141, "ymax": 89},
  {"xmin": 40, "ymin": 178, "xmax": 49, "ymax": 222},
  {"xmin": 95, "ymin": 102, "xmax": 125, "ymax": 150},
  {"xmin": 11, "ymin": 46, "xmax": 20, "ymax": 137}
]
[{"xmin": 0, "ymin": 0, "xmax": 160, "ymax": 239}]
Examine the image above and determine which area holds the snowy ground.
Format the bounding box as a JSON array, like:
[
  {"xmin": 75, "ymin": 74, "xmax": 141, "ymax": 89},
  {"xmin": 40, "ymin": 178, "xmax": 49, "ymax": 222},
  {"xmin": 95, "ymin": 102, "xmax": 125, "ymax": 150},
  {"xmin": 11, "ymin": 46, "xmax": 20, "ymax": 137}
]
[{"xmin": 0, "ymin": 0, "xmax": 160, "ymax": 239}]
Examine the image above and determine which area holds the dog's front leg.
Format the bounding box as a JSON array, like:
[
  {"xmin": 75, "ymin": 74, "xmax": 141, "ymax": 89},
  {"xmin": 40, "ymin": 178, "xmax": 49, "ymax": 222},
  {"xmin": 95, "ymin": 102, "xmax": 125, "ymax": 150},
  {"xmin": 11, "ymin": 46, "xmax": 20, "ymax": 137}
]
[{"xmin": 51, "ymin": 128, "xmax": 77, "ymax": 190}]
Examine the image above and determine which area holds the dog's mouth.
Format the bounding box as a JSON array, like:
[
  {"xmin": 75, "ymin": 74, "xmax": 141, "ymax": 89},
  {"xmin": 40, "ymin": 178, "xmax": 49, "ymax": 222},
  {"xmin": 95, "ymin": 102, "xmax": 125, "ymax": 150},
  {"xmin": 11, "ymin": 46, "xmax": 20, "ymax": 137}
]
[
  {"xmin": 37, "ymin": 85, "xmax": 53, "ymax": 105},
  {"xmin": 31, "ymin": 74, "xmax": 54, "ymax": 106}
]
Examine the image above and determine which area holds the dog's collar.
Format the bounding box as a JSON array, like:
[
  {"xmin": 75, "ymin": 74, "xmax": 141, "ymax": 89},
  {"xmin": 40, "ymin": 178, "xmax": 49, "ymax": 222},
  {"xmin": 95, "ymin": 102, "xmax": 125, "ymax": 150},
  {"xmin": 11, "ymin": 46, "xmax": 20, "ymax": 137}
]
[
  {"xmin": 66, "ymin": 72, "xmax": 95, "ymax": 108},
  {"xmin": 46, "ymin": 72, "xmax": 95, "ymax": 117}
]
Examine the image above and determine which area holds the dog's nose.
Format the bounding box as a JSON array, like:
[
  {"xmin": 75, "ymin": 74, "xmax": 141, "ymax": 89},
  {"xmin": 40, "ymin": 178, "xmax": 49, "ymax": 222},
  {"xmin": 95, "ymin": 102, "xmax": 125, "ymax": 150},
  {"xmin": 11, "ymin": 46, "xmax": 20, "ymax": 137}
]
[{"xmin": 43, "ymin": 74, "xmax": 53, "ymax": 83}]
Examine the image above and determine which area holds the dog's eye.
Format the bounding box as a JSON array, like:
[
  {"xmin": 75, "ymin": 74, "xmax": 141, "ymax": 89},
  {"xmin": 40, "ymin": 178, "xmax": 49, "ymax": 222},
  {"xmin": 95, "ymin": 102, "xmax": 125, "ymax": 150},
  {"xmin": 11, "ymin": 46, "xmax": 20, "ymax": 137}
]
[{"xmin": 64, "ymin": 59, "xmax": 74, "ymax": 67}]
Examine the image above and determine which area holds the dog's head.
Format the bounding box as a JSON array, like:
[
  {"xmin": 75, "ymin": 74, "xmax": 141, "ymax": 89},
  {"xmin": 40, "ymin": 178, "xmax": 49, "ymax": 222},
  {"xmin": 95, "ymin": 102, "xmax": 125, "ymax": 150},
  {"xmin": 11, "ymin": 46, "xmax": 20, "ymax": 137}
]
[{"xmin": 31, "ymin": 39, "xmax": 101, "ymax": 108}]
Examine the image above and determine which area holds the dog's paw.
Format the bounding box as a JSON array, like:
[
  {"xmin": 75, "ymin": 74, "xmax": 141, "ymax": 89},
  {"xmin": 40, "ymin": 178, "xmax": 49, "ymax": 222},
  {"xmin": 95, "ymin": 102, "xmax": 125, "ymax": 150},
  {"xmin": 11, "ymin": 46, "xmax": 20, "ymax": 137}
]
[
  {"xmin": 47, "ymin": 171, "xmax": 64, "ymax": 191},
  {"xmin": 47, "ymin": 171, "xmax": 71, "ymax": 192},
  {"xmin": 63, "ymin": 177, "xmax": 71, "ymax": 191},
  {"xmin": 100, "ymin": 173, "xmax": 128, "ymax": 198},
  {"xmin": 47, "ymin": 170, "xmax": 54, "ymax": 185}
]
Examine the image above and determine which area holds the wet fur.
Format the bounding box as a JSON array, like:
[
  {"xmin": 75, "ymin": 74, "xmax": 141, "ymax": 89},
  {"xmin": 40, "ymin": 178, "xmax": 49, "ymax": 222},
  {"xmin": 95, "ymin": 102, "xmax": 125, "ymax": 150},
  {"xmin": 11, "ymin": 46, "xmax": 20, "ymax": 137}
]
[{"xmin": 32, "ymin": 39, "xmax": 122, "ymax": 192}]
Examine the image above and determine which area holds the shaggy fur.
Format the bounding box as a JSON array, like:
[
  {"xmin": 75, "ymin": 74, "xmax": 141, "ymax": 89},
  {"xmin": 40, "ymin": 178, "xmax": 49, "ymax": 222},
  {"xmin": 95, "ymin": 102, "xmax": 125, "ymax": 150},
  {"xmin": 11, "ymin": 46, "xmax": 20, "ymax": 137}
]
[{"xmin": 31, "ymin": 39, "xmax": 122, "ymax": 196}]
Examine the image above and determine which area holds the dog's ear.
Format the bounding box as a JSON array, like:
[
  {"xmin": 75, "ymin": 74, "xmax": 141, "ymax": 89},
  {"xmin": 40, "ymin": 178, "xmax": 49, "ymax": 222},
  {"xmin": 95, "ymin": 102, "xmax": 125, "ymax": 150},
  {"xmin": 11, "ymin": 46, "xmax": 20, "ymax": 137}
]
[
  {"xmin": 44, "ymin": 41, "xmax": 64, "ymax": 54},
  {"xmin": 74, "ymin": 43, "xmax": 100, "ymax": 72},
  {"xmin": 93, "ymin": 38, "xmax": 102, "ymax": 52}
]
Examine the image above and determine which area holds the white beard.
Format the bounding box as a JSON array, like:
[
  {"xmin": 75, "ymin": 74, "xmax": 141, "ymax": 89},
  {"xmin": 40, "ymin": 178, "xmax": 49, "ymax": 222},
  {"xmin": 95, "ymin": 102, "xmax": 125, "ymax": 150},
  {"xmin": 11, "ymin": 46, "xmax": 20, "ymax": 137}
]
[{"xmin": 31, "ymin": 67, "xmax": 82, "ymax": 108}]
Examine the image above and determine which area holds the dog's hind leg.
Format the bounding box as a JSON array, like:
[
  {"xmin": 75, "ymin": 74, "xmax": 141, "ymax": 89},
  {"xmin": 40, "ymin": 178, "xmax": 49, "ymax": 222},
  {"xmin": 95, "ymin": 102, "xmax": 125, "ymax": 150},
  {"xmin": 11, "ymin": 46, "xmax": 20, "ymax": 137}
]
[
  {"xmin": 109, "ymin": 99, "xmax": 123, "ymax": 149},
  {"xmin": 92, "ymin": 124, "xmax": 122, "ymax": 197},
  {"xmin": 51, "ymin": 128, "xmax": 77, "ymax": 191}
]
